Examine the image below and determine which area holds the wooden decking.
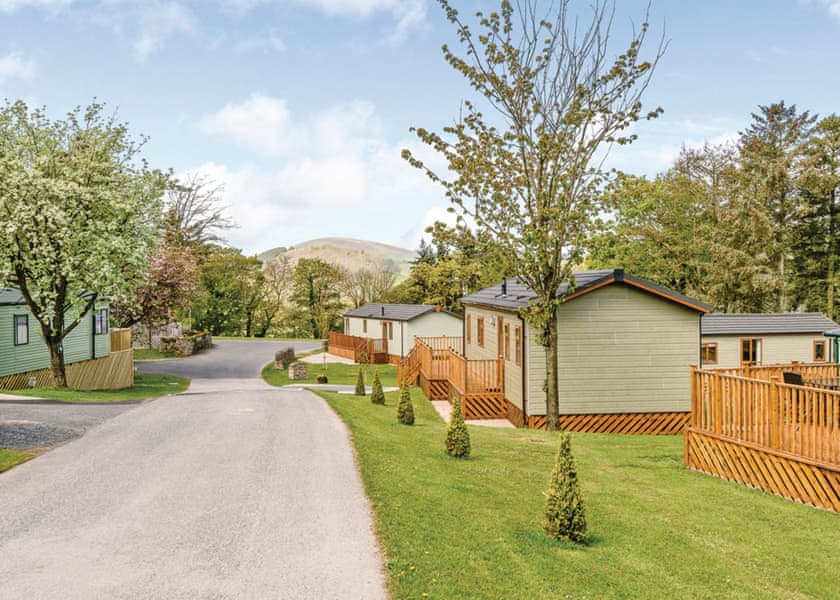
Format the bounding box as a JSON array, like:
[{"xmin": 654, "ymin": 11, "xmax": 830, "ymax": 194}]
[
  {"xmin": 399, "ymin": 336, "xmax": 506, "ymax": 420},
  {"xmin": 327, "ymin": 332, "xmax": 389, "ymax": 364},
  {"xmin": 686, "ymin": 364, "xmax": 840, "ymax": 511}
]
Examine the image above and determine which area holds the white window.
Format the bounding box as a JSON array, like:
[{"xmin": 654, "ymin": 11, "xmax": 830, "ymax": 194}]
[
  {"xmin": 94, "ymin": 308, "xmax": 109, "ymax": 335},
  {"xmin": 14, "ymin": 314, "xmax": 28, "ymax": 345}
]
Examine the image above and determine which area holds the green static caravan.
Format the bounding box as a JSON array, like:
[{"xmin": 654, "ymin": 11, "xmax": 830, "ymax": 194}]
[{"xmin": 0, "ymin": 287, "xmax": 111, "ymax": 379}]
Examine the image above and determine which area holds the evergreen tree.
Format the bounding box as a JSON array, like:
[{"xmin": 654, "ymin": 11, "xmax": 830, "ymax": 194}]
[
  {"xmin": 355, "ymin": 368, "xmax": 366, "ymax": 396},
  {"xmin": 396, "ymin": 382, "xmax": 415, "ymax": 425},
  {"xmin": 370, "ymin": 370, "xmax": 386, "ymax": 405},
  {"xmin": 544, "ymin": 432, "xmax": 588, "ymax": 544},
  {"xmin": 445, "ymin": 398, "xmax": 471, "ymax": 458}
]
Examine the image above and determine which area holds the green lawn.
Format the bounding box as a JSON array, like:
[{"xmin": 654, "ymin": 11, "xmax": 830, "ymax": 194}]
[
  {"xmin": 4, "ymin": 373, "xmax": 190, "ymax": 403},
  {"xmin": 262, "ymin": 361, "xmax": 398, "ymax": 387},
  {"xmin": 133, "ymin": 348, "xmax": 177, "ymax": 360},
  {"xmin": 215, "ymin": 335, "xmax": 324, "ymax": 343},
  {"xmin": 320, "ymin": 387, "xmax": 840, "ymax": 599},
  {"xmin": 0, "ymin": 449, "xmax": 34, "ymax": 472}
]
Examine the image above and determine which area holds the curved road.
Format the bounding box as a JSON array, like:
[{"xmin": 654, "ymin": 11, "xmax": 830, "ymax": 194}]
[{"xmin": 0, "ymin": 341, "xmax": 386, "ymax": 599}]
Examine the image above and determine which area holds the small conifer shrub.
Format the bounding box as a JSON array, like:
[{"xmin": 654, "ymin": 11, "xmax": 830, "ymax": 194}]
[
  {"xmin": 396, "ymin": 382, "xmax": 415, "ymax": 425},
  {"xmin": 316, "ymin": 374, "xmax": 328, "ymax": 384},
  {"xmin": 544, "ymin": 432, "xmax": 588, "ymax": 543},
  {"xmin": 370, "ymin": 370, "xmax": 386, "ymax": 405},
  {"xmin": 355, "ymin": 368, "xmax": 366, "ymax": 395},
  {"xmin": 444, "ymin": 398, "xmax": 470, "ymax": 458}
]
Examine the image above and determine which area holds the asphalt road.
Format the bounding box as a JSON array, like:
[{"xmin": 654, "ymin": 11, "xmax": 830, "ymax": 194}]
[{"xmin": 0, "ymin": 341, "xmax": 386, "ymax": 599}]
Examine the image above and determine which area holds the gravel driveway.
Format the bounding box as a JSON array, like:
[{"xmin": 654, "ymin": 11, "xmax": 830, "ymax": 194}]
[{"xmin": 0, "ymin": 340, "xmax": 386, "ymax": 599}]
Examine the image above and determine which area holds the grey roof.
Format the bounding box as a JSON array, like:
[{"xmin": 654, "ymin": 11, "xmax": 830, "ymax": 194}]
[
  {"xmin": 0, "ymin": 287, "xmax": 25, "ymax": 306},
  {"xmin": 460, "ymin": 269, "xmax": 712, "ymax": 313},
  {"xmin": 702, "ymin": 313, "xmax": 840, "ymax": 335},
  {"xmin": 344, "ymin": 303, "xmax": 441, "ymax": 322}
]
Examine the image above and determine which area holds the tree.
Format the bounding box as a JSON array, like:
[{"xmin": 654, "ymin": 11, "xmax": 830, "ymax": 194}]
[
  {"xmin": 192, "ymin": 245, "xmax": 263, "ymax": 335},
  {"xmin": 793, "ymin": 115, "xmax": 840, "ymax": 320},
  {"xmin": 355, "ymin": 368, "xmax": 366, "ymax": 396},
  {"xmin": 397, "ymin": 382, "xmax": 415, "ymax": 425},
  {"xmin": 341, "ymin": 264, "xmax": 399, "ymax": 308},
  {"xmin": 444, "ymin": 398, "xmax": 470, "ymax": 458},
  {"xmin": 737, "ymin": 101, "xmax": 817, "ymax": 311},
  {"xmin": 290, "ymin": 258, "xmax": 345, "ymax": 338},
  {"xmin": 111, "ymin": 242, "xmax": 199, "ymax": 346},
  {"xmin": 370, "ymin": 370, "xmax": 385, "ymax": 405},
  {"xmin": 163, "ymin": 173, "xmax": 235, "ymax": 248},
  {"xmin": 404, "ymin": 0, "xmax": 664, "ymax": 429},
  {"xmin": 0, "ymin": 100, "xmax": 165, "ymax": 387},
  {"xmin": 544, "ymin": 432, "xmax": 588, "ymax": 543},
  {"xmin": 254, "ymin": 255, "xmax": 292, "ymax": 337}
]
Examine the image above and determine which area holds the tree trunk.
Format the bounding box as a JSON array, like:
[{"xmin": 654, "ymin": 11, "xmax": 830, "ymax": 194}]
[
  {"xmin": 543, "ymin": 320, "xmax": 560, "ymax": 431},
  {"xmin": 47, "ymin": 338, "xmax": 68, "ymax": 388}
]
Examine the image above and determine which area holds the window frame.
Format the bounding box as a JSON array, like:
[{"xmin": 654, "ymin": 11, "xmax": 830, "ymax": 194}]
[
  {"xmin": 466, "ymin": 314, "xmax": 471, "ymax": 344},
  {"xmin": 701, "ymin": 342, "xmax": 718, "ymax": 366},
  {"xmin": 814, "ymin": 339, "xmax": 827, "ymax": 362},
  {"xmin": 740, "ymin": 338, "xmax": 761, "ymax": 366},
  {"xmin": 94, "ymin": 308, "xmax": 109, "ymax": 335},
  {"xmin": 477, "ymin": 316, "xmax": 484, "ymax": 348},
  {"xmin": 13, "ymin": 314, "xmax": 29, "ymax": 346},
  {"xmin": 504, "ymin": 323, "xmax": 510, "ymax": 361},
  {"xmin": 514, "ymin": 325, "xmax": 522, "ymax": 366},
  {"xmin": 388, "ymin": 321, "xmax": 394, "ymax": 341},
  {"xmin": 344, "ymin": 317, "xmax": 350, "ymax": 332},
  {"xmin": 363, "ymin": 319, "xmax": 367, "ymax": 334}
]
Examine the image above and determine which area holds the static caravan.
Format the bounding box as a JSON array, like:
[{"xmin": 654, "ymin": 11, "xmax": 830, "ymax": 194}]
[
  {"xmin": 460, "ymin": 270, "xmax": 711, "ymax": 432},
  {"xmin": 700, "ymin": 313, "xmax": 839, "ymax": 369},
  {"xmin": 0, "ymin": 287, "xmax": 113, "ymax": 388},
  {"xmin": 343, "ymin": 303, "xmax": 462, "ymax": 362}
]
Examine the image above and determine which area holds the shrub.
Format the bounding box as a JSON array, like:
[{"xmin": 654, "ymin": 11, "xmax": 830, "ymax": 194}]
[
  {"xmin": 355, "ymin": 368, "xmax": 366, "ymax": 395},
  {"xmin": 396, "ymin": 382, "xmax": 415, "ymax": 425},
  {"xmin": 275, "ymin": 347, "xmax": 295, "ymax": 368},
  {"xmin": 544, "ymin": 431, "xmax": 588, "ymax": 544},
  {"xmin": 316, "ymin": 374, "xmax": 328, "ymax": 384},
  {"xmin": 445, "ymin": 398, "xmax": 470, "ymax": 458},
  {"xmin": 370, "ymin": 370, "xmax": 386, "ymax": 405}
]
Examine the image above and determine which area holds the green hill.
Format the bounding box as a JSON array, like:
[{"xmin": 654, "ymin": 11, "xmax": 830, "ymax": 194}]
[{"xmin": 258, "ymin": 237, "xmax": 416, "ymax": 280}]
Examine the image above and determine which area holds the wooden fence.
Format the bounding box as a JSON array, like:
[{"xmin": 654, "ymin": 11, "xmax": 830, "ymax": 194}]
[
  {"xmin": 327, "ymin": 332, "xmax": 388, "ymax": 363},
  {"xmin": 0, "ymin": 329, "xmax": 134, "ymax": 391},
  {"xmin": 714, "ymin": 361, "xmax": 840, "ymax": 382},
  {"xmin": 686, "ymin": 366, "xmax": 840, "ymax": 511}
]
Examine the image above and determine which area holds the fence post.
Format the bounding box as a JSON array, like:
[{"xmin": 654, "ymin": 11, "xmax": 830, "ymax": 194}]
[
  {"xmin": 690, "ymin": 365, "xmax": 697, "ymax": 428},
  {"xmin": 497, "ymin": 357, "xmax": 504, "ymax": 392},
  {"xmin": 713, "ymin": 372, "xmax": 722, "ymax": 435},
  {"xmin": 769, "ymin": 376, "xmax": 780, "ymax": 450}
]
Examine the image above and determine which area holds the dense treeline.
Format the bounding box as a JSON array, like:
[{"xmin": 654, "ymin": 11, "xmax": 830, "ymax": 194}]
[{"xmin": 586, "ymin": 102, "xmax": 840, "ymax": 320}]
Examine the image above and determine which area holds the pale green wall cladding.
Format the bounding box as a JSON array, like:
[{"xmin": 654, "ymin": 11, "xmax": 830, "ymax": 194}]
[
  {"xmin": 552, "ymin": 285, "xmax": 700, "ymax": 414},
  {"xmin": 0, "ymin": 302, "xmax": 111, "ymax": 377}
]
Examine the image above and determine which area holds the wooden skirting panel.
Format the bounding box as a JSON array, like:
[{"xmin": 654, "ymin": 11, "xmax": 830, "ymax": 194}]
[
  {"xmin": 0, "ymin": 350, "xmax": 133, "ymax": 391},
  {"xmin": 418, "ymin": 372, "xmax": 448, "ymax": 400},
  {"xmin": 328, "ymin": 345, "xmax": 355, "ymax": 361},
  {"xmin": 527, "ymin": 412, "xmax": 690, "ymax": 434},
  {"xmin": 685, "ymin": 429, "xmax": 840, "ymax": 512},
  {"xmin": 462, "ymin": 393, "xmax": 506, "ymax": 420},
  {"xmin": 506, "ymin": 399, "xmax": 525, "ymax": 427}
]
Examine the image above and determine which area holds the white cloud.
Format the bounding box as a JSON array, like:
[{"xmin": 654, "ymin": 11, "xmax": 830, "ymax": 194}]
[
  {"xmin": 130, "ymin": 1, "xmax": 195, "ymax": 62},
  {"xmin": 223, "ymin": 0, "xmax": 427, "ymax": 43},
  {"xmin": 191, "ymin": 96, "xmax": 445, "ymax": 253},
  {"xmin": 233, "ymin": 30, "xmax": 286, "ymax": 53},
  {"xmin": 0, "ymin": 51, "xmax": 37, "ymax": 83},
  {"xmin": 0, "ymin": 0, "xmax": 71, "ymax": 12}
]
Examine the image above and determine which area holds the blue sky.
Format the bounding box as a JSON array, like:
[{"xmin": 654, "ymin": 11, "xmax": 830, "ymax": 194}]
[{"xmin": 2, "ymin": 0, "xmax": 840, "ymax": 255}]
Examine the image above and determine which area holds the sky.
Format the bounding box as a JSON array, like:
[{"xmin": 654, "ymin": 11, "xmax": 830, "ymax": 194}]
[{"xmin": 2, "ymin": 0, "xmax": 840, "ymax": 255}]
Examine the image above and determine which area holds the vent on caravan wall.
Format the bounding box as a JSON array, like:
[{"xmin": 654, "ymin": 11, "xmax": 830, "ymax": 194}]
[{"xmin": 501, "ymin": 278, "xmax": 507, "ymax": 295}]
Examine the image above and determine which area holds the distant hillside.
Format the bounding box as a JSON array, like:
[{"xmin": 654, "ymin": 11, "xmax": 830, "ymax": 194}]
[{"xmin": 258, "ymin": 237, "xmax": 416, "ymax": 280}]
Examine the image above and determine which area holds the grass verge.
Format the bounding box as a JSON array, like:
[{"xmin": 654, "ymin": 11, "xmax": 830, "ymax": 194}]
[
  {"xmin": 262, "ymin": 361, "xmax": 397, "ymax": 387},
  {"xmin": 133, "ymin": 348, "xmax": 177, "ymax": 360},
  {"xmin": 4, "ymin": 373, "xmax": 190, "ymax": 403},
  {"xmin": 319, "ymin": 387, "xmax": 840, "ymax": 599},
  {"xmin": 0, "ymin": 448, "xmax": 34, "ymax": 472}
]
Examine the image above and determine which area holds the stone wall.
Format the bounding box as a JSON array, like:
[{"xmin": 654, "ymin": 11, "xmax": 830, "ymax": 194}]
[{"xmin": 159, "ymin": 331, "xmax": 212, "ymax": 357}]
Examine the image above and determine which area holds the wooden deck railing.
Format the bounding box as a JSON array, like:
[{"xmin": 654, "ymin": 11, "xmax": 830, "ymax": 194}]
[
  {"xmin": 448, "ymin": 352, "xmax": 503, "ymax": 395},
  {"xmin": 110, "ymin": 328, "xmax": 132, "ymax": 352},
  {"xmin": 691, "ymin": 367, "xmax": 840, "ymax": 466},
  {"xmin": 712, "ymin": 362, "xmax": 840, "ymax": 382},
  {"xmin": 415, "ymin": 335, "xmax": 463, "ymax": 355},
  {"xmin": 328, "ymin": 332, "xmax": 388, "ymax": 363}
]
